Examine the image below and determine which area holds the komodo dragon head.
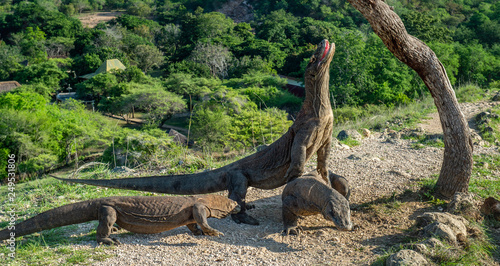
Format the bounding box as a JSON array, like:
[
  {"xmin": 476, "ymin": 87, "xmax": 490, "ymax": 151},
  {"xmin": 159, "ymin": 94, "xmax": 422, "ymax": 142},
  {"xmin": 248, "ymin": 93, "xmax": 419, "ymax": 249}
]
[
  {"xmin": 201, "ymin": 195, "xmax": 241, "ymax": 219},
  {"xmin": 322, "ymin": 192, "xmax": 353, "ymax": 231},
  {"xmin": 304, "ymin": 39, "xmax": 335, "ymax": 93}
]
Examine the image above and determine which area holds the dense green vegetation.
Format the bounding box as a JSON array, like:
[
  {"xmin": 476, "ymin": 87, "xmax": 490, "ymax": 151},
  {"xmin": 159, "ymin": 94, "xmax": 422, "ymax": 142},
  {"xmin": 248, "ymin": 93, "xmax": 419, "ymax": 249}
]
[{"xmin": 0, "ymin": 0, "xmax": 498, "ymax": 178}]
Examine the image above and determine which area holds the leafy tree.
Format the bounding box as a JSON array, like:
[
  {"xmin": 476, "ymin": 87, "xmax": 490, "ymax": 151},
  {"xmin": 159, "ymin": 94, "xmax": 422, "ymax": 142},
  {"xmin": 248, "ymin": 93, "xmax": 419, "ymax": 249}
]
[
  {"xmin": 14, "ymin": 60, "xmax": 68, "ymax": 89},
  {"xmin": 133, "ymin": 44, "xmax": 165, "ymax": 72},
  {"xmin": 0, "ymin": 43, "xmax": 24, "ymax": 80},
  {"xmin": 189, "ymin": 42, "xmax": 232, "ymax": 79},
  {"xmin": 181, "ymin": 11, "xmax": 235, "ymax": 44},
  {"xmin": 126, "ymin": 86, "xmax": 186, "ymax": 127},
  {"xmin": 192, "ymin": 107, "xmax": 231, "ymax": 151},
  {"xmin": 75, "ymin": 73, "xmax": 118, "ymax": 100},
  {"xmin": 255, "ymin": 9, "xmax": 300, "ymax": 46},
  {"xmin": 126, "ymin": 0, "xmax": 153, "ymax": 17},
  {"xmin": 12, "ymin": 26, "xmax": 47, "ymax": 63},
  {"xmin": 73, "ymin": 53, "xmax": 102, "ymax": 76},
  {"xmin": 401, "ymin": 11, "xmax": 453, "ymax": 43}
]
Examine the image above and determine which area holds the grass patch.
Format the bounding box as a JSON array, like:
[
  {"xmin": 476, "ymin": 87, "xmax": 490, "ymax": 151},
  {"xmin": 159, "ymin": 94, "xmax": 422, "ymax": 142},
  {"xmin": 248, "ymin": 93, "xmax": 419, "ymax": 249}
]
[
  {"xmin": 455, "ymin": 83, "xmax": 487, "ymax": 103},
  {"xmin": 339, "ymin": 137, "xmax": 361, "ymax": 147},
  {"xmin": 409, "ymin": 135, "xmax": 445, "ymax": 149},
  {"xmin": 332, "ymin": 96, "xmax": 436, "ymax": 136}
]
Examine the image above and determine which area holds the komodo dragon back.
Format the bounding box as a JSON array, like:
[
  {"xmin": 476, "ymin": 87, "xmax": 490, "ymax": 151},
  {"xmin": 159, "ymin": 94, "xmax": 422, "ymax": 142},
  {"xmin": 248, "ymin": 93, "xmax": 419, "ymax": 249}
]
[{"xmin": 54, "ymin": 39, "xmax": 336, "ymax": 225}]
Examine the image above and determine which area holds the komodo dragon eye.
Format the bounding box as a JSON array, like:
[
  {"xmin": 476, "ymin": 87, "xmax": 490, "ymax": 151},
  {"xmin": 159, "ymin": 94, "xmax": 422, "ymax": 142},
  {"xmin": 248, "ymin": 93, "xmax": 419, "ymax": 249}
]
[{"xmin": 309, "ymin": 56, "xmax": 316, "ymax": 64}]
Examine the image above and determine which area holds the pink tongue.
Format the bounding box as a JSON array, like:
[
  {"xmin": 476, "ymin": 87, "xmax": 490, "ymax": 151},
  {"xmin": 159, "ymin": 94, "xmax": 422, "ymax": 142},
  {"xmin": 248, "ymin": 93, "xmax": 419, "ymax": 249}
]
[{"xmin": 321, "ymin": 41, "xmax": 329, "ymax": 61}]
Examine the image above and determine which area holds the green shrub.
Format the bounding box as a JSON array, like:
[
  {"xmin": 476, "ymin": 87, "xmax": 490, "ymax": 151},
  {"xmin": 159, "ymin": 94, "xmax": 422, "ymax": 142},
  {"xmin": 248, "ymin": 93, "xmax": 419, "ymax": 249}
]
[{"xmin": 455, "ymin": 83, "xmax": 486, "ymax": 103}]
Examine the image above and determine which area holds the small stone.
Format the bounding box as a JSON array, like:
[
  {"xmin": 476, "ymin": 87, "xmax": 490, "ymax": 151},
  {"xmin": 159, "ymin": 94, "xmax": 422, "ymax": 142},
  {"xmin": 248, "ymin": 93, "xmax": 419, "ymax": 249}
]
[
  {"xmin": 386, "ymin": 249, "xmax": 429, "ymax": 266},
  {"xmin": 361, "ymin": 128, "xmax": 371, "ymax": 137}
]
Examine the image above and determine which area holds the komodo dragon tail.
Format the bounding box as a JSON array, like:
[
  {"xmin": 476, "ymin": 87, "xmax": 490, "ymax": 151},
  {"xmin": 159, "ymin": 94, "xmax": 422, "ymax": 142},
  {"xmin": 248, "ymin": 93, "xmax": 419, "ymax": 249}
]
[
  {"xmin": 0, "ymin": 200, "xmax": 100, "ymax": 240},
  {"xmin": 50, "ymin": 168, "xmax": 228, "ymax": 195}
]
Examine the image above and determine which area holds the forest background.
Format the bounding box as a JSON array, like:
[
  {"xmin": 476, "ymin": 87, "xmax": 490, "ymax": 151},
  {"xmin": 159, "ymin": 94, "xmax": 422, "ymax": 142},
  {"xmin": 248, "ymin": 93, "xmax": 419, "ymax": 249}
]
[{"xmin": 0, "ymin": 0, "xmax": 498, "ymax": 179}]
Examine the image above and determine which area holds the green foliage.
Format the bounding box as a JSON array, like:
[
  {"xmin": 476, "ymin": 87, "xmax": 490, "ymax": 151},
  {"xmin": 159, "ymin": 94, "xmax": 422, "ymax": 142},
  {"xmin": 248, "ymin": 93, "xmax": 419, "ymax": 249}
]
[
  {"xmin": 132, "ymin": 44, "xmax": 165, "ymax": 72},
  {"xmin": 76, "ymin": 73, "xmax": 118, "ymax": 99},
  {"xmin": 164, "ymin": 73, "xmax": 219, "ymax": 99},
  {"xmin": 101, "ymin": 128, "xmax": 180, "ymax": 168},
  {"xmin": 0, "ymin": 93, "xmax": 120, "ymax": 179},
  {"xmin": 14, "ymin": 60, "xmax": 68, "ymax": 89},
  {"xmin": 401, "ymin": 11, "xmax": 453, "ymax": 43},
  {"xmin": 0, "ymin": 42, "xmax": 24, "ymax": 80},
  {"xmin": 455, "ymin": 83, "xmax": 486, "ymax": 103},
  {"xmin": 192, "ymin": 107, "xmax": 232, "ymax": 151},
  {"xmin": 192, "ymin": 105, "xmax": 292, "ymax": 152},
  {"xmin": 241, "ymin": 85, "xmax": 302, "ymax": 110}
]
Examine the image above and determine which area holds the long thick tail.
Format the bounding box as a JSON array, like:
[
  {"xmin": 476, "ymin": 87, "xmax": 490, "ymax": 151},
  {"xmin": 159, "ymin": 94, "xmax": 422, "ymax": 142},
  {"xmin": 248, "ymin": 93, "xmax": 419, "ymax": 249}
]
[
  {"xmin": 50, "ymin": 167, "xmax": 229, "ymax": 195},
  {"xmin": 0, "ymin": 200, "xmax": 99, "ymax": 240}
]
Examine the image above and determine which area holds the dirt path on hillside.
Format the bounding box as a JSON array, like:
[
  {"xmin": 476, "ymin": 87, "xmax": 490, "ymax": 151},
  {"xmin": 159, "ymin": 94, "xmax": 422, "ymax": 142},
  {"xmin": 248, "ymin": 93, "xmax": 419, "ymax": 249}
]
[
  {"xmin": 78, "ymin": 11, "xmax": 125, "ymax": 28},
  {"xmin": 65, "ymin": 101, "xmax": 499, "ymax": 265}
]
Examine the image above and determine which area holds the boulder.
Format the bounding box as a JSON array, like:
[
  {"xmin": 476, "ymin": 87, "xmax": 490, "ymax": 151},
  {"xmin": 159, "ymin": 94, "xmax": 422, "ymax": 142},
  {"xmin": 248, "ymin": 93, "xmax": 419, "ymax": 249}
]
[
  {"xmin": 417, "ymin": 212, "xmax": 468, "ymax": 244},
  {"xmin": 337, "ymin": 129, "xmax": 362, "ymax": 141}
]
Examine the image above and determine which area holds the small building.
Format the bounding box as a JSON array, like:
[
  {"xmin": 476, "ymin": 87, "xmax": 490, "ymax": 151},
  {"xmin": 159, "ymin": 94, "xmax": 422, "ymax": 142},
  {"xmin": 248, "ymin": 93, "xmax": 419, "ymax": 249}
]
[
  {"xmin": 56, "ymin": 92, "xmax": 77, "ymax": 102},
  {"xmin": 278, "ymin": 75, "xmax": 305, "ymax": 98},
  {"xmin": 0, "ymin": 81, "xmax": 21, "ymax": 94},
  {"xmin": 80, "ymin": 59, "xmax": 127, "ymax": 80}
]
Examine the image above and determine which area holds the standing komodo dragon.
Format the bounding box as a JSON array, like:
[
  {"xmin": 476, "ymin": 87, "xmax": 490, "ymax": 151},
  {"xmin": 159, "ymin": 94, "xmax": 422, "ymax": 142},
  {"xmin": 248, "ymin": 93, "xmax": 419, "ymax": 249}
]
[
  {"xmin": 282, "ymin": 171, "xmax": 352, "ymax": 235},
  {"xmin": 0, "ymin": 195, "xmax": 239, "ymax": 245},
  {"xmin": 55, "ymin": 39, "xmax": 335, "ymax": 225}
]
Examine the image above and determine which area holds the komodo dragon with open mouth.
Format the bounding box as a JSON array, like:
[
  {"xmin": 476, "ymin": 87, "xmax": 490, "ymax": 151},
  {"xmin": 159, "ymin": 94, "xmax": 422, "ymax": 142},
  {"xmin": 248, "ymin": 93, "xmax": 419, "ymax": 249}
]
[
  {"xmin": 282, "ymin": 170, "xmax": 353, "ymax": 235},
  {"xmin": 0, "ymin": 195, "xmax": 239, "ymax": 245},
  {"xmin": 55, "ymin": 39, "xmax": 335, "ymax": 226}
]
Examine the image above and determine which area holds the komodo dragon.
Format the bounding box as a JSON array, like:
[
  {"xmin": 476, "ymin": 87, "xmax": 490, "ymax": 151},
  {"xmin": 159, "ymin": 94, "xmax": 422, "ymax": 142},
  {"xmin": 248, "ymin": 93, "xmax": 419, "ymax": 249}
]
[
  {"xmin": 0, "ymin": 195, "xmax": 239, "ymax": 245},
  {"xmin": 282, "ymin": 171, "xmax": 352, "ymax": 235},
  {"xmin": 55, "ymin": 39, "xmax": 335, "ymax": 226}
]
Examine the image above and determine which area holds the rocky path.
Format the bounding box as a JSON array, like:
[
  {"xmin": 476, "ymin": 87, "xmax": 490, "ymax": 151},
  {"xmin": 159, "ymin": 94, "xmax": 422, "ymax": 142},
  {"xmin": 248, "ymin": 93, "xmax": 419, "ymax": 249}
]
[{"xmin": 70, "ymin": 101, "xmax": 499, "ymax": 265}]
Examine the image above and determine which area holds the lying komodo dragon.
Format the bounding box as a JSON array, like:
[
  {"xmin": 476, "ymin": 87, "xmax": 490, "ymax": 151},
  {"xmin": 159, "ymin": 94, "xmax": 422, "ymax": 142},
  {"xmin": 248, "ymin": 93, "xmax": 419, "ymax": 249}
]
[
  {"xmin": 282, "ymin": 170, "xmax": 352, "ymax": 235},
  {"xmin": 0, "ymin": 195, "xmax": 239, "ymax": 245},
  {"xmin": 55, "ymin": 39, "xmax": 336, "ymax": 225}
]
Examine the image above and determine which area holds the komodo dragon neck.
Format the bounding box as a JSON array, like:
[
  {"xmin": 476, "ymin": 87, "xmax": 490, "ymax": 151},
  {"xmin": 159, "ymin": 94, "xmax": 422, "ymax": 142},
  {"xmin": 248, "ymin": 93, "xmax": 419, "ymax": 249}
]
[{"xmin": 56, "ymin": 39, "xmax": 336, "ymax": 225}]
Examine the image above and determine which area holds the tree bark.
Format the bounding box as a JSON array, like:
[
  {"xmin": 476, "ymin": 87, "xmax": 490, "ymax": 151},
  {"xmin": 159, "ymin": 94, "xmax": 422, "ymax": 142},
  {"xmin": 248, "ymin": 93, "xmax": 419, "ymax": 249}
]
[{"xmin": 346, "ymin": 0, "xmax": 473, "ymax": 198}]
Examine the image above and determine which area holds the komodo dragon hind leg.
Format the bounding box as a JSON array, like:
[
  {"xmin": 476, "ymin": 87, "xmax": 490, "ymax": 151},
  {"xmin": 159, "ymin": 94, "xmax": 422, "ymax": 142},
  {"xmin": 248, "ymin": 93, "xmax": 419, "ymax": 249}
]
[
  {"xmin": 228, "ymin": 173, "xmax": 259, "ymax": 225},
  {"xmin": 192, "ymin": 203, "xmax": 223, "ymax": 236},
  {"xmin": 186, "ymin": 223, "xmax": 203, "ymax": 235},
  {"xmin": 97, "ymin": 205, "xmax": 121, "ymax": 245}
]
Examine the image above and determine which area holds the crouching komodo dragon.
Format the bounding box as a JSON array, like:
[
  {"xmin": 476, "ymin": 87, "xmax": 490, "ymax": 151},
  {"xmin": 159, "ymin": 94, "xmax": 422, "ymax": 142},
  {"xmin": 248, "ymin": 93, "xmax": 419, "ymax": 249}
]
[
  {"xmin": 282, "ymin": 171, "xmax": 352, "ymax": 235},
  {"xmin": 54, "ymin": 39, "xmax": 336, "ymax": 226},
  {"xmin": 0, "ymin": 195, "xmax": 239, "ymax": 245}
]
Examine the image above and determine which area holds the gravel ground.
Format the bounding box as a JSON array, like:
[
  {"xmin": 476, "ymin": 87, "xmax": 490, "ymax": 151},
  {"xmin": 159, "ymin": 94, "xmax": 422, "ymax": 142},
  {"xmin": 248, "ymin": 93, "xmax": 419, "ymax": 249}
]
[{"xmin": 68, "ymin": 101, "xmax": 499, "ymax": 265}]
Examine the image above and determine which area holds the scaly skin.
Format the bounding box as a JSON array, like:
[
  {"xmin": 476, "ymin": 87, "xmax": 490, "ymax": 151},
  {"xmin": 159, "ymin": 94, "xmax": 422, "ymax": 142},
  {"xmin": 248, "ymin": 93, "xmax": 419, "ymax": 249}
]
[
  {"xmin": 328, "ymin": 170, "xmax": 351, "ymax": 201},
  {"xmin": 55, "ymin": 39, "xmax": 335, "ymax": 226},
  {"xmin": 0, "ymin": 195, "xmax": 239, "ymax": 245},
  {"xmin": 282, "ymin": 171, "xmax": 352, "ymax": 235}
]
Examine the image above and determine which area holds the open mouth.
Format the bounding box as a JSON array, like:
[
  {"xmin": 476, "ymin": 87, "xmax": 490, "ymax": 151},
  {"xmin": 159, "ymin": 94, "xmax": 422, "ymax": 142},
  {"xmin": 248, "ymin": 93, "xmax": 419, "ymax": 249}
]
[{"xmin": 320, "ymin": 40, "xmax": 330, "ymax": 62}]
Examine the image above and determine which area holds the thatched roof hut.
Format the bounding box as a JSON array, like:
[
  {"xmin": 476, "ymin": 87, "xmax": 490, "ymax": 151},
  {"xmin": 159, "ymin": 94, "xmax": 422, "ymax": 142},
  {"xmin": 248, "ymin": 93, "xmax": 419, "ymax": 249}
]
[{"xmin": 0, "ymin": 81, "xmax": 21, "ymax": 94}]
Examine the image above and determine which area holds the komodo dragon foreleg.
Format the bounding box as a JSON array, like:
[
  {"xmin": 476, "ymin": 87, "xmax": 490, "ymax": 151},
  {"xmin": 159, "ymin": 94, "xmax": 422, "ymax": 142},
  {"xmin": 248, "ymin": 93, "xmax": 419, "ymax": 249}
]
[
  {"xmin": 97, "ymin": 205, "xmax": 121, "ymax": 245},
  {"xmin": 284, "ymin": 121, "xmax": 329, "ymax": 183},
  {"xmin": 282, "ymin": 195, "xmax": 301, "ymax": 235},
  {"xmin": 316, "ymin": 138, "xmax": 331, "ymax": 183},
  {"xmin": 192, "ymin": 203, "xmax": 223, "ymax": 236}
]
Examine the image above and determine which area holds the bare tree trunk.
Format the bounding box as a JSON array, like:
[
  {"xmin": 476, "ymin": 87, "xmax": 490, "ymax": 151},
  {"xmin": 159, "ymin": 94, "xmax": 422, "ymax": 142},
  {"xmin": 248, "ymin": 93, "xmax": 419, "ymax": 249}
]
[{"xmin": 346, "ymin": 0, "xmax": 473, "ymax": 198}]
